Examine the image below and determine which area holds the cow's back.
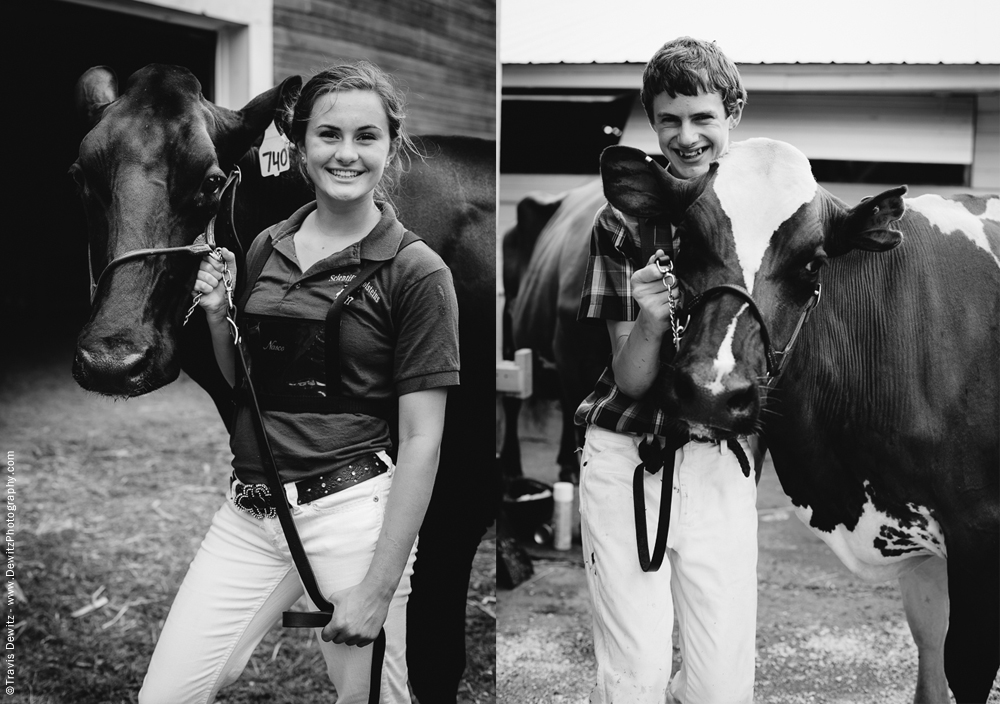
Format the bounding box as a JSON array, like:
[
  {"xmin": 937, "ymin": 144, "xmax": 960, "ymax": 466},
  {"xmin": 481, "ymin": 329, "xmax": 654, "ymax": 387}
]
[{"xmin": 510, "ymin": 179, "xmax": 605, "ymax": 356}]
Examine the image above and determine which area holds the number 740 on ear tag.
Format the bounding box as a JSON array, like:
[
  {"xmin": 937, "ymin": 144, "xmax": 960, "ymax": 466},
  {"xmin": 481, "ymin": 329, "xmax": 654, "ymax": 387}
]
[{"xmin": 258, "ymin": 121, "xmax": 290, "ymax": 177}]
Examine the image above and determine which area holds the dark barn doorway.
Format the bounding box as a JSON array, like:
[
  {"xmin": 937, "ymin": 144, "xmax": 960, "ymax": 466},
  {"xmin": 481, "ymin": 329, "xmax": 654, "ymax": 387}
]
[{"xmin": 5, "ymin": 0, "xmax": 216, "ymax": 364}]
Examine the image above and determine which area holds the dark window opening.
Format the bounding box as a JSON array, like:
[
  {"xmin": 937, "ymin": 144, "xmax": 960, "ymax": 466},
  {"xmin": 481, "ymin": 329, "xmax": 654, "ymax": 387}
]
[
  {"xmin": 6, "ymin": 0, "xmax": 217, "ymax": 325},
  {"xmin": 808, "ymin": 160, "xmax": 967, "ymax": 186},
  {"xmin": 501, "ymin": 94, "xmax": 635, "ymax": 173}
]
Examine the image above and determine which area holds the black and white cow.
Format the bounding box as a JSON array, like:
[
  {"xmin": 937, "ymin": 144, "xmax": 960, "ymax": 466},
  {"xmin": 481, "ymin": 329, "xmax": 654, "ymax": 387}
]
[{"xmin": 602, "ymin": 138, "xmax": 999, "ymax": 704}]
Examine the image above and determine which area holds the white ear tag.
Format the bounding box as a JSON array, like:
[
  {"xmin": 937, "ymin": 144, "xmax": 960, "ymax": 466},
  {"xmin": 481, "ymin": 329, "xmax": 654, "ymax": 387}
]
[{"xmin": 258, "ymin": 121, "xmax": 290, "ymax": 177}]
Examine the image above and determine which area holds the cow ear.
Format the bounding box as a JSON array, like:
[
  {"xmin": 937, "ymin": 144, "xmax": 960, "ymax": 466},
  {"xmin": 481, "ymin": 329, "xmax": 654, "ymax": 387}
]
[
  {"xmin": 272, "ymin": 76, "xmax": 301, "ymax": 139},
  {"xmin": 211, "ymin": 75, "xmax": 303, "ymax": 166},
  {"xmin": 600, "ymin": 146, "xmax": 709, "ymax": 223},
  {"xmin": 516, "ymin": 193, "xmax": 563, "ymax": 242},
  {"xmin": 829, "ymin": 186, "xmax": 907, "ymax": 256},
  {"xmin": 601, "ymin": 146, "xmax": 671, "ymax": 218},
  {"xmin": 75, "ymin": 66, "xmax": 118, "ymax": 130}
]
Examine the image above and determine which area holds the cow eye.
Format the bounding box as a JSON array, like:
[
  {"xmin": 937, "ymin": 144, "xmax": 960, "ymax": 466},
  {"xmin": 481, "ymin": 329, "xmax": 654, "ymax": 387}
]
[
  {"xmin": 68, "ymin": 163, "xmax": 86, "ymax": 190},
  {"xmin": 203, "ymin": 174, "xmax": 226, "ymax": 197},
  {"xmin": 804, "ymin": 257, "xmax": 826, "ymax": 274}
]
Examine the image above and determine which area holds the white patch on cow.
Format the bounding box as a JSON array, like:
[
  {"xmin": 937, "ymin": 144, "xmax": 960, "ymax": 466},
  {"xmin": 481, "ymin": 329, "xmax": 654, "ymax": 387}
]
[
  {"xmin": 907, "ymin": 194, "xmax": 1000, "ymax": 269},
  {"xmin": 795, "ymin": 483, "xmax": 946, "ymax": 583},
  {"xmin": 714, "ymin": 139, "xmax": 818, "ymax": 291},
  {"xmin": 705, "ymin": 303, "xmax": 748, "ymax": 395}
]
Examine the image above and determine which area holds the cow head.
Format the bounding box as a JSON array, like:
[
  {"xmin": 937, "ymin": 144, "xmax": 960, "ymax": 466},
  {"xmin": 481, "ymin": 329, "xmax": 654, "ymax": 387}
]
[
  {"xmin": 70, "ymin": 64, "xmax": 300, "ymax": 397},
  {"xmin": 602, "ymin": 138, "xmax": 905, "ymax": 439}
]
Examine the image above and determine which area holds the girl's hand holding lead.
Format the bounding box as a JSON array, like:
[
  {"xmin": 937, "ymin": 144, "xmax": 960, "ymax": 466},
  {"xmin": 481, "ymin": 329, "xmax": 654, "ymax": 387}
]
[
  {"xmin": 321, "ymin": 582, "xmax": 391, "ymax": 648},
  {"xmin": 192, "ymin": 248, "xmax": 237, "ymax": 322}
]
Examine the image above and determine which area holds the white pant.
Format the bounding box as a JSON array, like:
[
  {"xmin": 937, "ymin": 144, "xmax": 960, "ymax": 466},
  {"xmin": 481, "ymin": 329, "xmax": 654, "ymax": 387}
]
[
  {"xmin": 139, "ymin": 454, "xmax": 415, "ymax": 704},
  {"xmin": 580, "ymin": 426, "xmax": 758, "ymax": 704}
]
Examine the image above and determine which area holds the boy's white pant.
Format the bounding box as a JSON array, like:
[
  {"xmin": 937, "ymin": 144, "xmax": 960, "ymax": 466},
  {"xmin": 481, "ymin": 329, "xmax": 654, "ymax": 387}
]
[
  {"xmin": 139, "ymin": 455, "xmax": 414, "ymax": 704},
  {"xmin": 580, "ymin": 426, "xmax": 758, "ymax": 704}
]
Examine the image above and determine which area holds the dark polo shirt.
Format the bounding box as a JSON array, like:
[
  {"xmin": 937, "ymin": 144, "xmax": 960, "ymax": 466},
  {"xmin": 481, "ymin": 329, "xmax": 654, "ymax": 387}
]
[{"xmin": 231, "ymin": 201, "xmax": 460, "ymax": 484}]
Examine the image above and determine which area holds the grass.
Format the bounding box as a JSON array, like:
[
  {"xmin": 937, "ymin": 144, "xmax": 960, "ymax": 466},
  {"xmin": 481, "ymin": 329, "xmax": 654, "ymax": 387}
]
[{"xmin": 1, "ymin": 340, "xmax": 495, "ymax": 704}]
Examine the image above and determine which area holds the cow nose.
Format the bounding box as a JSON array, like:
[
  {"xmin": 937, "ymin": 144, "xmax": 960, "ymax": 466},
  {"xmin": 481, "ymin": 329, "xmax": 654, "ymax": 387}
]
[
  {"xmin": 724, "ymin": 381, "xmax": 756, "ymax": 418},
  {"xmin": 673, "ymin": 364, "xmax": 758, "ymax": 430},
  {"xmin": 73, "ymin": 338, "xmax": 152, "ymax": 394}
]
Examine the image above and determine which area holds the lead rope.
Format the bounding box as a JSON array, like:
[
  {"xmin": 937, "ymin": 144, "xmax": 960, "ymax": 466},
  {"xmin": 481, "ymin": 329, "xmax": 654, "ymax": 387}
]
[
  {"xmin": 214, "ymin": 250, "xmax": 385, "ymax": 703},
  {"xmin": 182, "ymin": 248, "xmax": 240, "ymax": 343}
]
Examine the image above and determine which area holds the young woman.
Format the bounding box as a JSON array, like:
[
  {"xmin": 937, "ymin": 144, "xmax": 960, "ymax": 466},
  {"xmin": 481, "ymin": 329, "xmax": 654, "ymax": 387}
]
[{"xmin": 139, "ymin": 61, "xmax": 460, "ymax": 704}]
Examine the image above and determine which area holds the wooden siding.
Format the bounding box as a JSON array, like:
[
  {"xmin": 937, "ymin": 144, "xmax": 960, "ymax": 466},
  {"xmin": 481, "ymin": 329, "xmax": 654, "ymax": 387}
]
[
  {"xmin": 621, "ymin": 92, "xmax": 977, "ymax": 165},
  {"xmin": 273, "ymin": 0, "xmax": 495, "ymax": 139},
  {"xmin": 972, "ymin": 94, "xmax": 1000, "ymax": 190}
]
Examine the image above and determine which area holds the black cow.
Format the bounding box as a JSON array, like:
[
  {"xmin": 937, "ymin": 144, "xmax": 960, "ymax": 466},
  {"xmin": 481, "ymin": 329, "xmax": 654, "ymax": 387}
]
[
  {"xmin": 601, "ymin": 138, "xmax": 999, "ymax": 703},
  {"xmin": 499, "ymin": 180, "xmax": 609, "ymax": 482},
  {"xmin": 70, "ymin": 64, "xmax": 495, "ymax": 699}
]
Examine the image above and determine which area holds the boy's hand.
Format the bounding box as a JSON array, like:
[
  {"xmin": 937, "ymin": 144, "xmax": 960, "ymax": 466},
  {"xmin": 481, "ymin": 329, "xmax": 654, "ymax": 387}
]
[
  {"xmin": 632, "ymin": 249, "xmax": 681, "ymax": 336},
  {"xmin": 192, "ymin": 247, "xmax": 237, "ymax": 322}
]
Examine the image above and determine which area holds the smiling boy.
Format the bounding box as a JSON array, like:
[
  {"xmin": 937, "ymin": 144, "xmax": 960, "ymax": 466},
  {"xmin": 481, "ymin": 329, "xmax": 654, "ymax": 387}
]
[{"xmin": 575, "ymin": 37, "xmax": 757, "ymax": 703}]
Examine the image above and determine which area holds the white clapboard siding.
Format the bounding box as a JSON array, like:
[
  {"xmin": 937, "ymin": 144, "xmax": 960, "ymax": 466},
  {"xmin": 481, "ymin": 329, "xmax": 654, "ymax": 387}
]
[
  {"xmin": 621, "ymin": 93, "xmax": 976, "ymax": 165},
  {"xmin": 972, "ymin": 94, "xmax": 1000, "ymax": 190}
]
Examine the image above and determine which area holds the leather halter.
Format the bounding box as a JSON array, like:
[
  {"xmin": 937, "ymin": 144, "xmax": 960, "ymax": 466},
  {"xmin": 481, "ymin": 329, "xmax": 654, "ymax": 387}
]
[
  {"xmin": 639, "ymin": 217, "xmax": 822, "ymax": 380},
  {"xmin": 87, "ymin": 168, "xmax": 243, "ymax": 304},
  {"xmin": 683, "ymin": 281, "xmax": 822, "ymax": 380}
]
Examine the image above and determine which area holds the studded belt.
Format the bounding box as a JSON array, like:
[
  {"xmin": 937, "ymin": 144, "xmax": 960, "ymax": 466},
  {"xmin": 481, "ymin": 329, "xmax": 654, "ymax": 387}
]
[{"xmin": 231, "ymin": 454, "xmax": 389, "ymax": 520}]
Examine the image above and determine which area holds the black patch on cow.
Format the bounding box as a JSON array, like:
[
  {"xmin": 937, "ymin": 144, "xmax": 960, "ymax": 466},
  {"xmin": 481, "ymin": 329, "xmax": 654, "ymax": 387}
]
[
  {"xmin": 871, "ymin": 511, "xmax": 941, "ymax": 558},
  {"xmin": 947, "ymin": 193, "xmax": 992, "ymax": 217}
]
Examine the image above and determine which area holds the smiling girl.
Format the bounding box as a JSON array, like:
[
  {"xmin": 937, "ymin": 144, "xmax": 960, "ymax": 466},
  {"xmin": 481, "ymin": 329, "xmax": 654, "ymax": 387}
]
[{"xmin": 139, "ymin": 61, "xmax": 459, "ymax": 704}]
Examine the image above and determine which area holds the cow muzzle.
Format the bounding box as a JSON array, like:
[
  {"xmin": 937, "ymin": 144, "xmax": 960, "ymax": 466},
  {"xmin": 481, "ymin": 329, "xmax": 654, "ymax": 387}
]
[
  {"xmin": 74, "ymin": 258, "xmax": 191, "ymax": 397},
  {"xmin": 73, "ymin": 325, "xmax": 178, "ymax": 398},
  {"xmin": 656, "ymin": 280, "xmax": 822, "ymax": 438}
]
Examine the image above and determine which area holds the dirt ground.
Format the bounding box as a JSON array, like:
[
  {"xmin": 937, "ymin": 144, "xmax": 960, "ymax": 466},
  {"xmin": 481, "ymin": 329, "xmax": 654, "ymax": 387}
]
[
  {"xmin": 0, "ymin": 320, "xmax": 495, "ymax": 704},
  {"xmin": 498, "ymin": 400, "xmax": 1000, "ymax": 704}
]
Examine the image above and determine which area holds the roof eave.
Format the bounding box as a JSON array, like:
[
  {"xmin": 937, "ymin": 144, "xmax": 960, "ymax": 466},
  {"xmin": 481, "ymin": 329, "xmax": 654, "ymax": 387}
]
[{"xmin": 502, "ymin": 62, "xmax": 1000, "ymax": 93}]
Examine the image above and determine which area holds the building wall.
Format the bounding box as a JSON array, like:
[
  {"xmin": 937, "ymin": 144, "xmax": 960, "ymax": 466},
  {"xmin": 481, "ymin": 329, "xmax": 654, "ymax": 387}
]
[
  {"xmin": 622, "ymin": 93, "xmax": 978, "ymax": 166},
  {"xmin": 273, "ymin": 0, "xmax": 496, "ymax": 139},
  {"xmin": 973, "ymin": 93, "xmax": 1000, "ymax": 189}
]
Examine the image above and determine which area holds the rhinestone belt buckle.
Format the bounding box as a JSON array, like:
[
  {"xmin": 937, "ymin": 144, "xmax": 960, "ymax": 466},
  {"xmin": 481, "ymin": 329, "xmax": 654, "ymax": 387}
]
[{"xmin": 233, "ymin": 481, "xmax": 277, "ymax": 520}]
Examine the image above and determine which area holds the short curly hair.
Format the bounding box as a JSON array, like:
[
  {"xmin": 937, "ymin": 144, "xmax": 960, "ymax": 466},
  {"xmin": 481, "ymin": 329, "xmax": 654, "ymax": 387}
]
[
  {"xmin": 640, "ymin": 37, "xmax": 747, "ymax": 123},
  {"xmin": 286, "ymin": 60, "xmax": 416, "ymax": 204}
]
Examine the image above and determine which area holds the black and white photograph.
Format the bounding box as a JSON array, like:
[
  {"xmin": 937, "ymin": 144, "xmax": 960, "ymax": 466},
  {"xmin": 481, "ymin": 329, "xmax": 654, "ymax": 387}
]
[
  {"xmin": 3, "ymin": 0, "xmax": 1000, "ymax": 702},
  {"xmin": 3, "ymin": 1, "xmax": 495, "ymax": 702},
  {"xmin": 497, "ymin": 0, "xmax": 999, "ymax": 702}
]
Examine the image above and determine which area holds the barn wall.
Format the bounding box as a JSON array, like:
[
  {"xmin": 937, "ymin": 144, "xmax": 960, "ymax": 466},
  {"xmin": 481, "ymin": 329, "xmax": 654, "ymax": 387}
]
[
  {"xmin": 273, "ymin": 0, "xmax": 496, "ymax": 139},
  {"xmin": 621, "ymin": 93, "xmax": 978, "ymax": 165},
  {"xmin": 972, "ymin": 93, "xmax": 1000, "ymax": 190}
]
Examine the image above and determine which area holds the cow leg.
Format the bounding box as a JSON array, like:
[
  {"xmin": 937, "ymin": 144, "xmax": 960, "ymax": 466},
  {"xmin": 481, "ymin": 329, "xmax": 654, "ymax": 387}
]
[
  {"xmin": 407, "ymin": 460, "xmax": 494, "ymax": 704},
  {"xmin": 555, "ymin": 394, "xmax": 580, "ymax": 483},
  {"xmin": 498, "ymin": 395, "xmax": 524, "ymax": 478},
  {"xmin": 899, "ymin": 556, "xmax": 950, "ymax": 704},
  {"xmin": 553, "ymin": 315, "xmax": 598, "ymax": 484},
  {"xmin": 943, "ymin": 536, "xmax": 1000, "ymax": 703}
]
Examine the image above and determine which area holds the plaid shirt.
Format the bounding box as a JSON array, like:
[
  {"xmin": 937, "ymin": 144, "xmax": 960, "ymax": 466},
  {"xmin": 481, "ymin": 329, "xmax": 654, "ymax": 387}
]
[{"xmin": 574, "ymin": 202, "xmax": 680, "ymax": 436}]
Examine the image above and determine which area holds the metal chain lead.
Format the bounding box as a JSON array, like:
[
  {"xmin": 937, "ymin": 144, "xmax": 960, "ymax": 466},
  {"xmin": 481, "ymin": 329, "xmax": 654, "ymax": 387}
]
[
  {"xmin": 183, "ymin": 248, "xmax": 240, "ymax": 343},
  {"xmin": 655, "ymin": 256, "xmax": 688, "ymax": 349}
]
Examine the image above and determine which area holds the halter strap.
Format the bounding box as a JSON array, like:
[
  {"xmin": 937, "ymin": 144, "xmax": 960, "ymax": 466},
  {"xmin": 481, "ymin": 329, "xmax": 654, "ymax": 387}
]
[
  {"xmin": 88, "ymin": 168, "xmax": 242, "ymax": 304},
  {"xmin": 684, "ymin": 282, "xmax": 822, "ymax": 379}
]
